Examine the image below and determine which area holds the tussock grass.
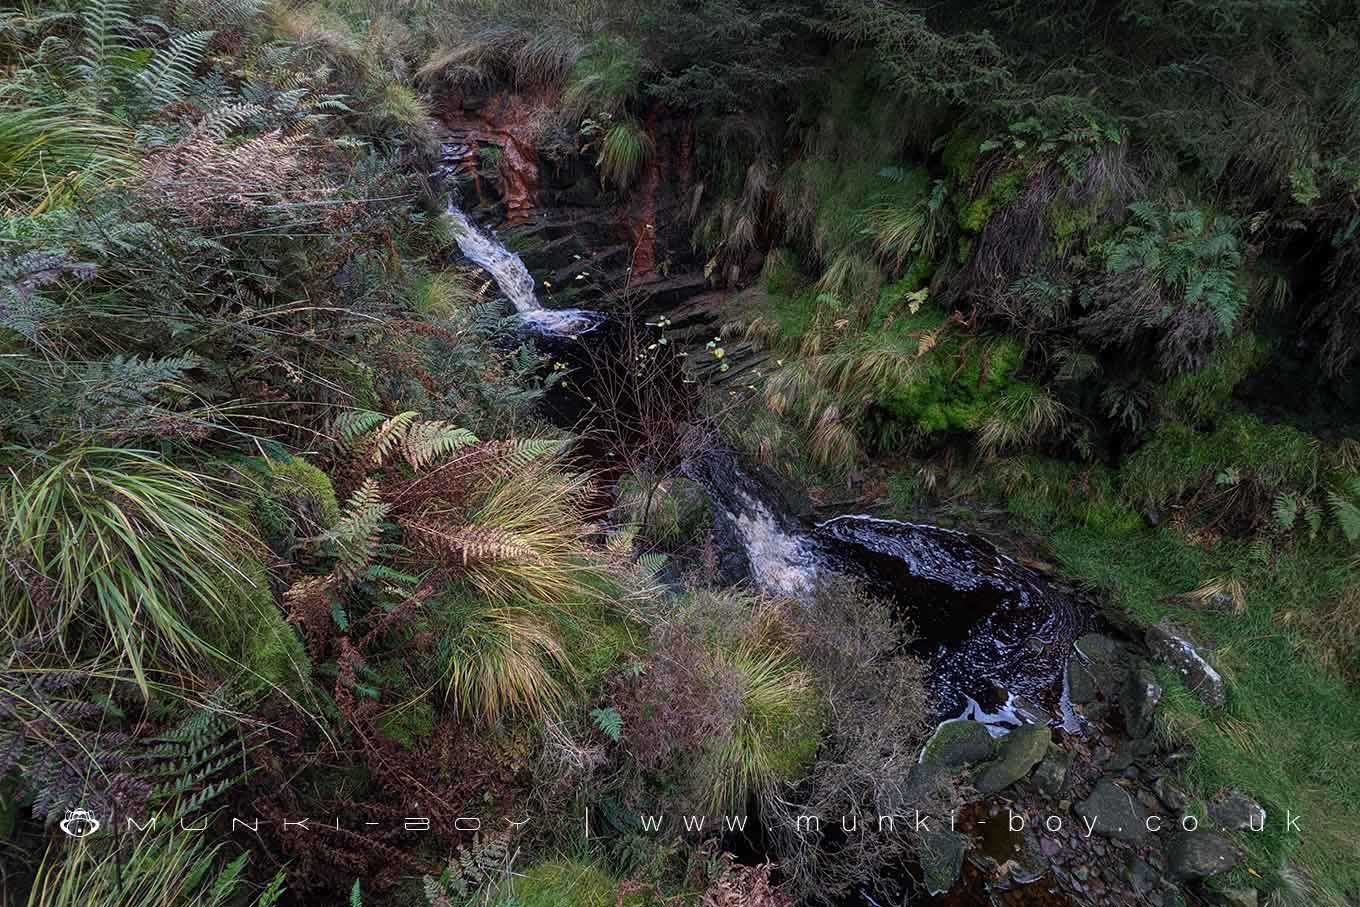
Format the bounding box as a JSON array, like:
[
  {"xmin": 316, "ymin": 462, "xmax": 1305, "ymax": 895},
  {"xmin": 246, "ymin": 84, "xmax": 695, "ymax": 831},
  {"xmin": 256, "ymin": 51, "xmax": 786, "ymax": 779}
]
[
  {"xmin": 25, "ymin": 831, "xmax": 274, "ymax": 907},
  {"xmin": 429, "ymin": 590, "xmax": 570, "ymax": 726},
  {"xmin": 0, "ymin": 107, "xmax": 133, "ymax": 212},
  {"xmin": 596, "ymin": 119, "xmax": 653, "ymax": 190},
  {"xmin": 0, "ymin": 446, "xmax": 253, "ymax": 693}
]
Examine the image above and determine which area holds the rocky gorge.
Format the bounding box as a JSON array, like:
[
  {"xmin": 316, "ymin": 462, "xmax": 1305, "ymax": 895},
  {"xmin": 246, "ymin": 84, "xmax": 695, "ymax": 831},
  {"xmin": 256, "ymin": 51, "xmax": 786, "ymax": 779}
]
[{"xmin": 430, "ymin": 86, "xmax": 1269, "ymax": 907}]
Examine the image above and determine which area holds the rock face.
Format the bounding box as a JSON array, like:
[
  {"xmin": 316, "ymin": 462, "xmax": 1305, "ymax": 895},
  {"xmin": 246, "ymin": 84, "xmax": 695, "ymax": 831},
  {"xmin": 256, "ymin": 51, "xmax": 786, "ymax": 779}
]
[
  {"xmin": 1075, "ymin": 779, "xmax": 1149, "ymax": 844},
  {"xmin": 1122, "ymin": 661, "xmax": 1163, "ymax": 738},
  {"xmin": 1166, "ymin": 832, "xmax": 1244, "ymax": 880},
  {"xmin": 1146, "ymin": 620, "xmax": 1226, "ymax": 708},
  {"xmin": 974, "ymin": 723, "xmax": 1051, "ymax": 794}
]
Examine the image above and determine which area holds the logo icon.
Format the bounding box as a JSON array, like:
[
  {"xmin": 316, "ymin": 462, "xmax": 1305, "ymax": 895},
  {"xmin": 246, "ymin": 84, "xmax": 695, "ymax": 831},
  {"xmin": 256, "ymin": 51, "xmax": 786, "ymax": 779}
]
[{"xmin": 59, "ymin": 808, "xmax": 101, "ymax": 838}]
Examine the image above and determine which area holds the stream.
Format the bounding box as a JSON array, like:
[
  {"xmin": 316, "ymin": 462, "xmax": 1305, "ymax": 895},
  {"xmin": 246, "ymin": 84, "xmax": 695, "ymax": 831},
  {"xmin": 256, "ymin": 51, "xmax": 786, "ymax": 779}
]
[
  {"xmin": 686, "ymin": 447, "xmax": 1090, "ymax": 731},
  {"xmin": 444, "ymin": 195, "xmax": 1091, "ymax": 733}
]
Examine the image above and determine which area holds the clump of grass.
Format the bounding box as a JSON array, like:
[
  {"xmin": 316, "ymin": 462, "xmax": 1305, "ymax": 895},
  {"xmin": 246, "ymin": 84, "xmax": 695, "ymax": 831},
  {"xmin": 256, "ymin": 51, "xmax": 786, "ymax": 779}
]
[
  {"xmin": 426, "ymin": 588, "xmax": 570, "ymax": 726},
  {"xmin": 0, "ymin": 446, "xmax": 252, "ymax": 692},
  {"xmin": 0, "ymin": 107, "xmax": 133, "ymax": 212},
  {"xmin": 701, "ymin": 637, "xmax": 819, "ymax": 812},
  {"xmin": 563, "ymin": 35, "xmax": 641, "ymax": 116},
  {"xmin": 596, "ymin": 119, "xmax": 653, "ymax": 190},
  {"xmin": 25, "ymin": 828, "xmax": 272, "ymax": 907}
]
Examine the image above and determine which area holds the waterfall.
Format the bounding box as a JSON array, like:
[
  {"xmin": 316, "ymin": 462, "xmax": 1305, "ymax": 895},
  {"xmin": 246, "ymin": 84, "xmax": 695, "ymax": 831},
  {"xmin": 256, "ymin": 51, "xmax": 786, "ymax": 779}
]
[
  {"xmin": 443, "ymin": 202, "xmax": 603, "ymax": 336},
  {"xmin": 685, "ymin": 446, "xmax": 1088, "ymax": 731}
]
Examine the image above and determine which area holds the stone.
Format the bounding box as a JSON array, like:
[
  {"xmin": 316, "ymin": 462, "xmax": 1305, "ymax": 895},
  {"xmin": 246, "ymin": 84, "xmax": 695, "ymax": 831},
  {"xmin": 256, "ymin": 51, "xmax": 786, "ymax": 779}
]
[
  {"xmin": 919, "ymin": 719, "xmax": 996, "ymax": 770},
  {"xmin": 974, "ymin": 723, "xmax": 1052, "ymax": 795},
  {"xmin": 1146, "ymin": 620, "xmax": 1226, "ymax": 709},
  {"xmin": 1208, "ymin": 789, "xmax": 1266, "ymax": 832},
  {"xmin": 1074, "ymin": 779, "xmax": 1149, "ymax": 844},
  {"xmin": 1126, "ymin": 856, "xmax": 1160, "ymax": 896},
  {"xmin": 1166, "ymin": 832, "xmax": 1244, "ymax": 881},
  {"xmin": 918, "ymin": 828, "xmax": 967, "ymax": 895},
  {"xmin": 1033, "ymin": 747, "xmax": 1074, "ymax": 799},
  {"xmin": 1122, "ymin": 661, "xmax": 1163, "ymax": 738},
  {"xmin": 1067, "ymin": 658, "xmax": 1100, "ymax": 704},
  {"xmin": 1151, "ymin": 777, "xmax": 1188, "ymax": 813},
  {"xmin": 1072, "ymin": 633, "xmax": 1132, "ymax": 704},
  {"xmin": 1218, "ymin": 888, "xmax": 1259, "ymax": 907}
]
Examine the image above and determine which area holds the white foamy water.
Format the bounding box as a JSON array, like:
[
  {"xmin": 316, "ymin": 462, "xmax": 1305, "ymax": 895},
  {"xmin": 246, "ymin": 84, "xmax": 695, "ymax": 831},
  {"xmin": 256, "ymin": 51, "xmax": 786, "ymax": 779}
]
[{"xmin": 443, "ymin": 203, "xmax": 603, "ymax": 336}]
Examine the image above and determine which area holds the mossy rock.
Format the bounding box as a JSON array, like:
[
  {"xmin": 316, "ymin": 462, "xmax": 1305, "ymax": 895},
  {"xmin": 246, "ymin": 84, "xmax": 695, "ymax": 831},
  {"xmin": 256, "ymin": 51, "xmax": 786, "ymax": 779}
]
[
  {"xmin": 195, "ymin": 558, "xmax": 310, "ymax": 697},
  {"xmin": 918, "ymin": 828, "xmax": 968, "ymax": 895},
  {"xmin": 249, "ymin": 456, "xmax": 341, "ymax": 557},
  {"xmin": 919, "ymin": 719, "xmax": 996, "ymax": 770},
  {"xmin": 268, "ymin": 457, "xmax": 340, "ymax": 527},
  {"xmin": 974, "ymin": 723, "xmax": 1051, "ymax": 794}
]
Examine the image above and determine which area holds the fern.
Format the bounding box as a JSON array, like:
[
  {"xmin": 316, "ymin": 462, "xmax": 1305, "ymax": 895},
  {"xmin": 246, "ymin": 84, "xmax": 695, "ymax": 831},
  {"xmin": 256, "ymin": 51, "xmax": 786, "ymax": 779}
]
[
  {"xmin": 135, "ymin": 30, "xmax": 215, "ymax": 111},
  {"xmin": 326, "ymin": 479, "xmax": 390, "ymax": 579},
  {"xmin": 339, "ymin": 410, "xmax": 484, "ymax": 469},
  {"xmin": 1327, "ymin": 478, "xmax": 1360, "ymax": 544},
  {"xmin": 402, "ymin": 420, "xmax": 479, "ymax": 469},
  {"xmin": 425, "ymin": 833, "xmax": 510, "ymax": 901},
  {"xmin": 367, "ymin": 411, "xmax": 419, "ymax": 466},
  {"xmin": 1274, "ymin": 492, "xmax": 1299, "ymax": 531},
  {"xmin": 334, "ymin": 409, "xmax": 386, "ymax": 447},
  {"xmin": 75, "ymin": 0, "xmax": 135, "ymax": 93},
  {"xmin": 591, "ymin": 705, "xmax": 623, "ymax": 741}
]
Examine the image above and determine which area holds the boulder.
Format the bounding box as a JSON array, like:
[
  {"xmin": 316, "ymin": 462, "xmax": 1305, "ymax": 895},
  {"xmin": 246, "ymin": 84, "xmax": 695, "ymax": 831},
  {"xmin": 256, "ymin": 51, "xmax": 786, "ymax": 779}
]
[
  {"xmin": 1218, "ymin": 888, "xmax": 1259, "ymax": 907},
  {"xmin": 1066, "ymin": 658, "xmax": 1100, "ymax": 704},
  {"xmin": 1151, "ymin": 776, "xmax": 1189, "ymax": 813},
  {"xmin": 1033, "ymin": 747, "xmax": 1074, "ymax": 799},
  {"xmin": 1072, "ymin": 633, "xmax": 1132, "ymax": 704},
  {"xmin": 1074, "ymin": 779, "xmax": 1149, "ymax": 844},
  {"xmin": 975, "ymin": 723, "xmax": 1051, "ymax": 795},
  {"xmin": 1146, "ymin": 621, "xmax": 1226, "ymax": 708},
  {"xmin": 918, "ymin": 828, "xmax": 967, "ymax": 895},
  {"xmin": 1122, "ymin": 661, "xmax": 1163, "ymax": 738},
  {"xmin": 919, "ymin": 719, "xmax": 996, "ymax": 770},
  {"xmin": 1208, "ymin": 789, "xmax": 1266, "ymax": 832},
  {"xmin": 1166, "ymin": 832, "xmax": 1244, "ymax": 881},
  {"xmin": 1125, "ymin": 856, "xmax": 1160, "ymax": 897}
]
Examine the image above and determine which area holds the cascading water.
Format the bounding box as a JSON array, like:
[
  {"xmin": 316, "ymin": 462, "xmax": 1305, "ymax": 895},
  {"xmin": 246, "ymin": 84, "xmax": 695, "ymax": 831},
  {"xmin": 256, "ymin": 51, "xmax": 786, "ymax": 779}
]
[
  {"xmin": 442, "ymin": 202, "xmax": 604, "ymax": 337},
  {"xmin": 686, "ymin": 447, "xmax": 1089, "ymax": 734}
]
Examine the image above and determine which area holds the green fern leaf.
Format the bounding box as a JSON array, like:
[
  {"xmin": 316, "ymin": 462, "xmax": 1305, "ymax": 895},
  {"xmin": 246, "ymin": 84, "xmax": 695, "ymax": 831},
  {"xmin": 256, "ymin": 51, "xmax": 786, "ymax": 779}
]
[
  {"xmin": 590, "ymin": 706, "xmax": 623, "ymax": 741},
  {"xmin": 1328, "ymin": 489, "xmax": 1360, "ymax": 543},
  {"xmin": 136, "ymin": 30, "xmax": 214, "ymax": 110},
  {"xmin": 1273, "ymin": 492, "xmax": 1298, "ymax": 530}
]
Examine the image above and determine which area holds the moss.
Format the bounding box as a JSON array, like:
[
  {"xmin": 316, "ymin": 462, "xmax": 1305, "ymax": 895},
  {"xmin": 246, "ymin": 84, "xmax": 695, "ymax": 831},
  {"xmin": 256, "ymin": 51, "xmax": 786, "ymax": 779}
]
[
  {"xmin": 493, "ymin": 859, "xmax": 646, "ymax": 907},
  {"xmin": 863, "ymin": 307, "xmax": 1029, "ymax": 436},
  {"xmin": 376, "ymin": 700, "xmax": 435, "ymax": 749},
  {"xmin": 267, "ymin": 457, "xmax": 340, "ymax": 528},
  {"xmin": 1047, "ymin": 195, "xmax": 1104, "ymax": 258},
  {"xmin": 941, "ymin": 128, "xmax": 983, "ymax": 184},
  {"xmin": 1121, "ymin": 412, "xmax": 1319, "ymax": 508},
  {"xmin": 958, "ymin": 167, "xmax": 1025, "ymax": 233},
  {"xmin": 196, "ymin": 558, "xmax": 311, "ymax": 697},
  {"xmin": 1161, "ymin": 333, "xmax": 1268, "ymax": 426}
]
